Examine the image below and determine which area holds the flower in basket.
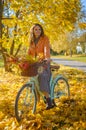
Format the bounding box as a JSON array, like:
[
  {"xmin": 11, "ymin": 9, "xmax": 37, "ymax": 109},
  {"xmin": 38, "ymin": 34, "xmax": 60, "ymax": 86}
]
[
  {"xmin": 18, "ymin": 55, "xmax": 37, "ymax": 71},
  {"xmin": 25, "ymin": 53, "xmax": 44, "ymax": 63},
  {"xmin": 17, "ymin": 53, "xmax": 44, "ymax": 76},
  {"xmin": 18, "ymin": 53, "xmax": 44, "ymax": 72},
  {"xmin": 7, "ymin": 56, "xmax": 18, "ymax": 63},
  {"xmin": 25, "ymin": 55, "xmax": 38, "ymax": 63},
  {"xmin": 19, "ymin": 61, "xmax": 29, "ymax": 70}
]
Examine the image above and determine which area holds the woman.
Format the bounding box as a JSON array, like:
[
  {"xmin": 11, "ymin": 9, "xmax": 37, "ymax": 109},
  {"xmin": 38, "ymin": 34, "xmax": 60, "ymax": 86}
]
[{"xmin": 28, "ymin": 23, "xmax": 56, "ymax": 110}]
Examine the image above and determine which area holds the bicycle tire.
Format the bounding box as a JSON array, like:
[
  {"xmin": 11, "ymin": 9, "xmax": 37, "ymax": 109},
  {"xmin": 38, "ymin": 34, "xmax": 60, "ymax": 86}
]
[
  {"xmin": 15, "ymin": 83, "xmax": 37, "ymax": 122},
  {"xmin": 52, "ymin": 76, "xmax": 70, "ymax": 104}
]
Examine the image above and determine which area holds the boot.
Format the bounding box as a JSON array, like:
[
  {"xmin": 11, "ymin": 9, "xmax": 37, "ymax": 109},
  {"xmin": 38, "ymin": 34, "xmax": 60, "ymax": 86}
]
[
  {"xmin": 46, "ymin": 97, "xmax": 54, "ymax": 110},
  {"xmin": 43, "ymin": 96, "xmax": 47, "ymax": 104},
  {"xmin": 52, "ymin": 99, "xmax": 57, "ymax": 107}
]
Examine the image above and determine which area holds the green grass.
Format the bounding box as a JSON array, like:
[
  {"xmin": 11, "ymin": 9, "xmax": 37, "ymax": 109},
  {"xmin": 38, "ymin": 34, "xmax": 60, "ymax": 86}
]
[{"xmin": 51, "ymin": 54, "xmax": 86, "ymax": 63}]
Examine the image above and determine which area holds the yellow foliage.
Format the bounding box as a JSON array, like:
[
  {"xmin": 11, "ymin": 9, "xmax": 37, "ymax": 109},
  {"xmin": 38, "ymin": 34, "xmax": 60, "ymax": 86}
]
[
  {"xmin": 17, "ymin": 53, "xmax": 44, "ymax": 64},
  {"xmin": 79, "ymin": 22, "xmax": 86, "ymax": 29},
  {"xmin": 0, "ymin": 66, "xmax": 86, "ymax": 129},
  {"xmin": 1, "ymin": 0, "xmax": 82, "ymax": 57}
]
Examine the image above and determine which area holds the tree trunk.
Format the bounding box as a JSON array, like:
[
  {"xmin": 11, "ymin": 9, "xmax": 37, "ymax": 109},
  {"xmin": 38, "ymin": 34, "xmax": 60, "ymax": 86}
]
[
  {"xmin": 70, "ymin": 48, "xmax": 72, "ymax": 57},
  {"xmin": 0, "ymin": 5, "xmax": 22, "ymax": 71},
  {"xmin": 0, "ymin": 0, "xmax": 6, "ymax": 70},
  {"xmin": 0, "ymin": 0, "xmax": 3, "ymax": 38},
  {"xmin": 14, "ymin": 44, "xmax": 22, "ymax": 56},
  {"xmin": 0, "ymin": 1, "xmax": 11, "ymax": 71}
]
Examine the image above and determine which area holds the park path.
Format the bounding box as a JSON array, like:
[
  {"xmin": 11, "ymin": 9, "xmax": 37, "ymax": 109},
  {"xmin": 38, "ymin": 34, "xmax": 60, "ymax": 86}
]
[{"xmin": 52, "ymin": 58, "xmax": 86, "ymax": 72}]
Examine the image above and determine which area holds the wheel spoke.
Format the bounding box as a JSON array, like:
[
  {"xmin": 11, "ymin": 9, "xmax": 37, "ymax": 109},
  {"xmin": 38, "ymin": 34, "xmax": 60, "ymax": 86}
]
[
  {"xmin": 53, "ymin": 77, "xmax": 70, "ymax": 104},
  {"xmin": 15, "ymin": 84, "xmax": 37, "ymax": 122}
]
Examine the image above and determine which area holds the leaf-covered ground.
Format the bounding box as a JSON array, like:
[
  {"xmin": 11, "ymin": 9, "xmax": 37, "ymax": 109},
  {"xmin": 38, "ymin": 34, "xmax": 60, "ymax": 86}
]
[{"xmin": 0, "ymin": 66, "xmax": 86, "ymax": 130}]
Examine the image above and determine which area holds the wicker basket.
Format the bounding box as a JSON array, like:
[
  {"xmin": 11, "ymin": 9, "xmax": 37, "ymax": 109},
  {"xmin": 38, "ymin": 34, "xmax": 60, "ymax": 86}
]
[{"xmin": 19, "ymin": 61, "xmax": 39, "ymax": 77}]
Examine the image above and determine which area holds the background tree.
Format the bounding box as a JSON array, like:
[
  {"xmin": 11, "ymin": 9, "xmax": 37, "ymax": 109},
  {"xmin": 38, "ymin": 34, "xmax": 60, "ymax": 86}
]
[{"xmin": 0, "ymin": 0, "xmax": 84, "ymax": 71}]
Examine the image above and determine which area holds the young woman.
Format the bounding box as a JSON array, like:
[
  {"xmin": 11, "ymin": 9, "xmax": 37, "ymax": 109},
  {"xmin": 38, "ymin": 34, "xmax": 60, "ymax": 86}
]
[{"xmin": 28, "ymin": 23, "xmax": 56, "ymax": 110}]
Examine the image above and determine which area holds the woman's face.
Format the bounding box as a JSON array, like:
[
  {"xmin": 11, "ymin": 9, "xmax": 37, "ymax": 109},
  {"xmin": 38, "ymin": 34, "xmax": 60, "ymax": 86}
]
[{"xmin": 33, "ymin": 25, "xmax": 42, "ymax": 38}]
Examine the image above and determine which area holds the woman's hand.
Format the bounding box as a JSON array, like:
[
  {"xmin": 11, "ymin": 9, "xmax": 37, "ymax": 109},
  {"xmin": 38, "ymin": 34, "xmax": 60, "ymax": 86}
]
[{"xmin": 43, "ymin": 59, "xmax": 52, "ymax": 64}]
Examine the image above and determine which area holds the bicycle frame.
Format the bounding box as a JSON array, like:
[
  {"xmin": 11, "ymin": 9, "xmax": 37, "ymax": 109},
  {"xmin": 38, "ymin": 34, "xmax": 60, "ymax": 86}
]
[
  {"xmin": 50, "ymin": 74, "xmax": 69, "ymax": 100},
  {"xmin": 26, "ymin": 73, "xmax": 69, "ymax": 100},
  {"xmin": 15, "ymin": 70, "xmax": 70, "ymax": 122}
]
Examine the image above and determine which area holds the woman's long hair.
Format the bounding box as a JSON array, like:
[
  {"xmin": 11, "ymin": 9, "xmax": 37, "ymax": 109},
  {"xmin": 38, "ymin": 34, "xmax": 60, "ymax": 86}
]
[{"xmin": 29, "ymin": 23, "xmax": 44, "ymax": 44}]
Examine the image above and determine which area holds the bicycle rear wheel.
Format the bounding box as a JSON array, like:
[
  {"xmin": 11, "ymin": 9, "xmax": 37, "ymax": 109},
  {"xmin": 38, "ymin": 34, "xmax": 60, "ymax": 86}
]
[
  {"xmin": 53, "ymin": 76, "xmax": 70, "ymax": 104},
  {"xmin": 15, "ymin": 83, "xmax": 37, "ymax": 122}
]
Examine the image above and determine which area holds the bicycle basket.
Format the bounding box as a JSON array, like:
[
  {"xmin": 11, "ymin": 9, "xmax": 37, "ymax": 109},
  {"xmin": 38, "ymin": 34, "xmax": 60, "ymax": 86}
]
[{"xmin": 19, "ymin": 61, "xmax": 39, "ymax": 77}]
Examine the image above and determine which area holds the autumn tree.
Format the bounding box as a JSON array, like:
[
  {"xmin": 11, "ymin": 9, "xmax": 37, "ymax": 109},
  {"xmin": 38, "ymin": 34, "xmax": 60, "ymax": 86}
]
[
  {"xmin": 1, "ymin": 0, "xmax": 82, "ymax": 70},
  {"xmin": 0, "ymin": 0, "xmax": 8, "ymax": 70}
]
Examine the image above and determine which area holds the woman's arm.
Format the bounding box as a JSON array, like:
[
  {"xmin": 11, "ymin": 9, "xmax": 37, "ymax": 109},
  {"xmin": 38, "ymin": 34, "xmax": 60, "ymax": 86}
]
[{"xmin": 44, "ymin": 36, "xmax": 51, "ymax": 61}]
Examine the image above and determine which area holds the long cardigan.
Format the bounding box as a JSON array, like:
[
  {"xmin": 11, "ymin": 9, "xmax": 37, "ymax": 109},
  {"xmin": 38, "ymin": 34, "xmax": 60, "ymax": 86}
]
[
  {"xmin": 28, "ymin": 35, "xmax": 50, "ymax": 60},
  {"xmin": 28, "ymin": 35, "xmax": 51, "ymax": 93}
]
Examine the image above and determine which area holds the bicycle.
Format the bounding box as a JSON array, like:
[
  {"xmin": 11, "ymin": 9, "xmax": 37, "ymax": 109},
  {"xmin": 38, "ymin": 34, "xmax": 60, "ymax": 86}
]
[{"xmin": 15, "ymin": 62, "xmax": 70, "ymax": 122}]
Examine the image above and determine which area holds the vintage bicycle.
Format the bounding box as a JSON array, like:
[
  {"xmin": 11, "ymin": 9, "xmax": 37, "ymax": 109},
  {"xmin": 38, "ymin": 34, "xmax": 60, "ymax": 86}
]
[{"xmin": 14, "ymin": 60, "xmax": 70, "ymax": 122}]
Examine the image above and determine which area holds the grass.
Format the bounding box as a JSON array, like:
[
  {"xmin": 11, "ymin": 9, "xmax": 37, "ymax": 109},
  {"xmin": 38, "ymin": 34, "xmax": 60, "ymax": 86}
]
[{"xmin": 51, "ymin": 54, "xmax": 86, "ymax": 63}]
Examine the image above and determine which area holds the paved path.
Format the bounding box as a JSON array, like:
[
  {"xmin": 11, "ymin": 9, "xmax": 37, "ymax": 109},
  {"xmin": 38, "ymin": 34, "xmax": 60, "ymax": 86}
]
[{"xmin": 52, "ymin": 58, "xmax": 86, "ymax": 72}]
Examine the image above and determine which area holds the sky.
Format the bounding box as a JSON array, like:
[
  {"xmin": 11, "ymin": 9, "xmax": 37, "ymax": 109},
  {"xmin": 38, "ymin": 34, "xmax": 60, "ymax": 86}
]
[
  {"xmin": 77, "ymin": 0, "xmax": 86, "ymax": 36},
  {"xmin": 81, "ymin": 0, "xmax": 86, "ymax": 12}
]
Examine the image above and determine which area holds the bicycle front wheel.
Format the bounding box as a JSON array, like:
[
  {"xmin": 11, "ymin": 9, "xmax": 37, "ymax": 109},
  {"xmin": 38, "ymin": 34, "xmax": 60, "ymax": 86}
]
[
  {"xmin": 53, "ymin": 76, "xmax": 70, "ymax": 103},
  {"xmin": 15, "ymin": 83, "xmax": 37, "ymax": 122}
]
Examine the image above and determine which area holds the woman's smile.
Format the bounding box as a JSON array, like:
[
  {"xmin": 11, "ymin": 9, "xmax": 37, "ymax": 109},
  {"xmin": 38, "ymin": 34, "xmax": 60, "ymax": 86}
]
[{"xmin": 33, "ymin": 25, "xmax": 41, "ymax": 38}]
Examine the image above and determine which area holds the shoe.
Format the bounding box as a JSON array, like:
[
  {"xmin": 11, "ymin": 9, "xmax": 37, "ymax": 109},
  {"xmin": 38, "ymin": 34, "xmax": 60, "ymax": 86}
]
[
  {"xmin": 46, "ymin": 105, "xmax": 54, "ymax": 110},
  {"xmin": 52, "ymin": 99, "xmax": 57, "ymax": 107},
  {"xmin": 46, "ymin": 97, "xmax": 54, "ymax": 110},
  {"xmin": 43, "ymin": 96, "xmax": 47, "ymax": 104}
]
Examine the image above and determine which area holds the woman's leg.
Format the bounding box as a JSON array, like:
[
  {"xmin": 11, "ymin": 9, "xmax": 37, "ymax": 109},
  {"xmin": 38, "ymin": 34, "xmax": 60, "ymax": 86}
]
[{"xmin": 38, "ymin": 64, "xmax": 54, "ymax": 109}]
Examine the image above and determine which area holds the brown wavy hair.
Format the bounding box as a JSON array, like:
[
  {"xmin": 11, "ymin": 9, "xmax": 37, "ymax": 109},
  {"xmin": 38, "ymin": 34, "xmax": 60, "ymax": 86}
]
[{"xmin": 29, "ymin": 23, "xmax": 44, "ymax": 44}]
